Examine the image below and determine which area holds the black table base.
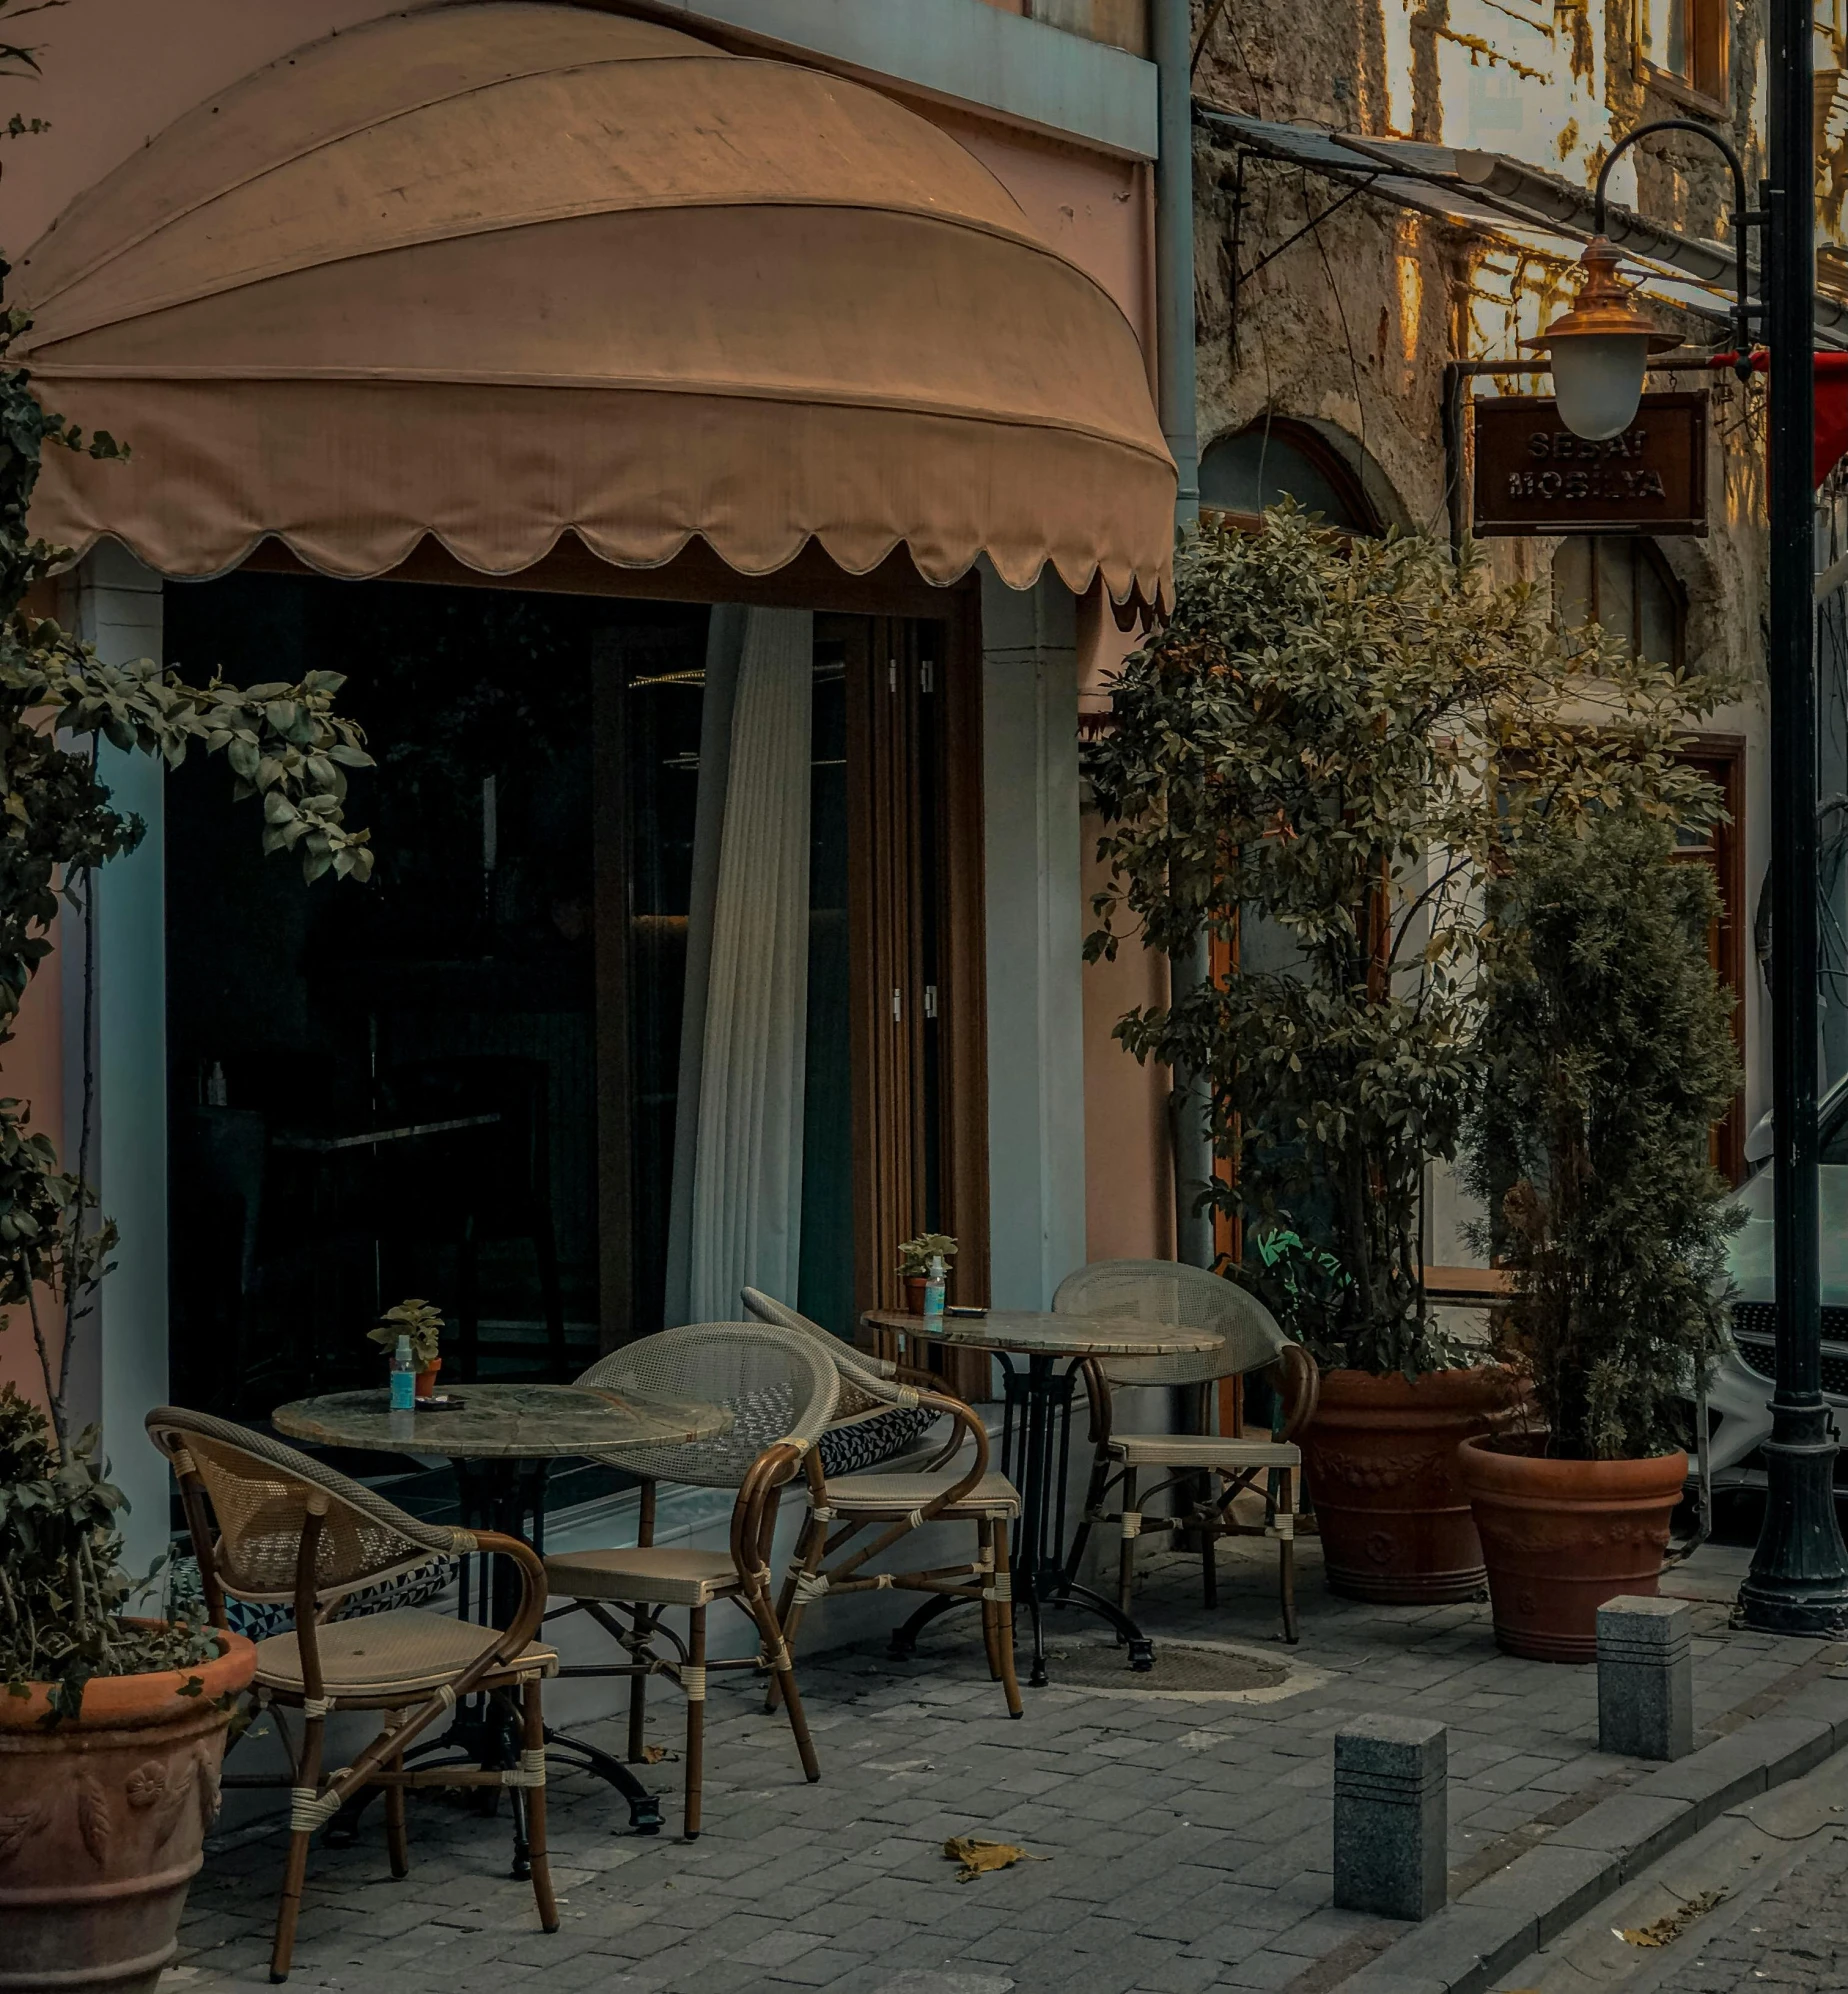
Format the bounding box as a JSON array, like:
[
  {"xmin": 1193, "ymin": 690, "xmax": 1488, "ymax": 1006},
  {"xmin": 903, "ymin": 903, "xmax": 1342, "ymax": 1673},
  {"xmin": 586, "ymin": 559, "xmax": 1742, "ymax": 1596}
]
[
  {"xmin": 890, "ymin": 1350, "xmax": 1155, "ymax": 1688},
  {"xmin": 323, "ymin": 1457, "xmax": 664, "ymax": 1870}
]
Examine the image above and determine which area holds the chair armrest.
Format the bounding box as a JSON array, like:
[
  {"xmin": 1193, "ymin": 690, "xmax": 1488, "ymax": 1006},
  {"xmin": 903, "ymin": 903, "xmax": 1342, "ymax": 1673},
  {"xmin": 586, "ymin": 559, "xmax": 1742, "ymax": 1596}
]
[{"xmin": 1268, "ymin": 1344, "xmax": 1320, "ymax": 1445}]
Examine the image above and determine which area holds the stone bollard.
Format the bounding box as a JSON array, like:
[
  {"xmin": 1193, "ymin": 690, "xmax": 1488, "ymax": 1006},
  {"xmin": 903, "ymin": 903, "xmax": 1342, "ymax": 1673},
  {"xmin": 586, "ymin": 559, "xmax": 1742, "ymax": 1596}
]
[
  {"xmin": 1333, "ymin": 1715, "xmax": 1447, "ymax": 1921},
  {"xmin": 1598, "ymin": 1594, "xmax": 1693, "ymax": 1761}
]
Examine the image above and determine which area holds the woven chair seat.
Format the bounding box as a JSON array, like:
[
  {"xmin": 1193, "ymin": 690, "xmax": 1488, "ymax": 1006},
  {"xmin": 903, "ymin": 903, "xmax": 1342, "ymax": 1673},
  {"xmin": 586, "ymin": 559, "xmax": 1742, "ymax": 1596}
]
[
  {"xmin": 543, "ymin": 1544, "xmax": 742, "ymax": 1606},
  {"xmin": 255, "ymin": 1608, "xmax": 557, "ymax": 1702},
  {"xmin": 822, "ymin": 1469, "xmax": 1021, "ymax": 1520},
  {"xmin": 1105, "ymin": 1434, "xmax": 1301, "ymax": 1470}
]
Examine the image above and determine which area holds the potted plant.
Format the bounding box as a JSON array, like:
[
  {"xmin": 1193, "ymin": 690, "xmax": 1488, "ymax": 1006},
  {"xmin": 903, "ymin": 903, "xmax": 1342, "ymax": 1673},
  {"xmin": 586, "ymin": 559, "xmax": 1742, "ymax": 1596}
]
[
  {"xmin": 1457, "ymin": 810, "xmax": 1739, "ymax": 1660},
  {"xmin": 369, "ymin": 1297, "xmax": 447, "ymax": 1399},
  {"xmin": 896, "ymin": 1233, "xmax": 957, "ymax": 1314},
  {"xmin": 0, "ymin": 58, "xmax": 376, "ymax": 1972},
  {"xmin": 1084, "ymin": 508, "xmax": 1732, "ymax": 1602}
]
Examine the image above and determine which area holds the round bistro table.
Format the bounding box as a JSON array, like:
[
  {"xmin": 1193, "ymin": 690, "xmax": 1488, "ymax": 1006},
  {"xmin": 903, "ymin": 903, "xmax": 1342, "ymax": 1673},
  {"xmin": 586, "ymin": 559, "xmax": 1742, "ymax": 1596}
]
[
  {"xmin": 862, "ymin": 1310, "xmax": 1220, "ymax": 1687},
  {"xmin": 274, "ymin": 1381, "xmax": 731, "ymax": 1846}
]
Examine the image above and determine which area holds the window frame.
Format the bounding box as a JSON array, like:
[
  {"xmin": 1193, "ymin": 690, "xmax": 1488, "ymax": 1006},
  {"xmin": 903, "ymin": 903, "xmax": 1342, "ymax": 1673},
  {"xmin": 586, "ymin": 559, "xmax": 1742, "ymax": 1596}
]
[
  {"xmin": 1634, "ymin": 0, "xmax": 1729, "ymax": 114},
  {"xmin": 1198, "ymin": 417, "xmax": 1382, "ymax": 538}
]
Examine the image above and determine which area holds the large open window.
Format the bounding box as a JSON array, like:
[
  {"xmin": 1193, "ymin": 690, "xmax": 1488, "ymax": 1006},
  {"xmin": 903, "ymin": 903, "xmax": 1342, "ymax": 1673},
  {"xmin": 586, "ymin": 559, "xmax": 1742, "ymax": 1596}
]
[{"xmin": 164, "ymin": 574, "xmax": 986, "ymax": 1425}]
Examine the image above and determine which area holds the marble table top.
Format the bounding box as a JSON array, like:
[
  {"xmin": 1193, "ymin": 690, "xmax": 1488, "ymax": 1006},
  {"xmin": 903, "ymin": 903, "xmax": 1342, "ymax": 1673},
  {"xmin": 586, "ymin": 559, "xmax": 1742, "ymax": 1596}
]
[
  {"xmin": 273, "ymin": 1381, "xmax": 732, "ymax": 1460},
  {"xmin": 862, "ymin": 1309, "xmax": 1221, "ymax": 1360}
]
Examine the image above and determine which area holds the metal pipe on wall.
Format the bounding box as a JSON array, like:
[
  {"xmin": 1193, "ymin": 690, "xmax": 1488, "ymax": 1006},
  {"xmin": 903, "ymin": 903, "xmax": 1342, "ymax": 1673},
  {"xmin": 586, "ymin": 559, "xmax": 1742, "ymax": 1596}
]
[{"xmin": 1154, "ymin": 0, "xmax": 1212, "ymax": 1265}]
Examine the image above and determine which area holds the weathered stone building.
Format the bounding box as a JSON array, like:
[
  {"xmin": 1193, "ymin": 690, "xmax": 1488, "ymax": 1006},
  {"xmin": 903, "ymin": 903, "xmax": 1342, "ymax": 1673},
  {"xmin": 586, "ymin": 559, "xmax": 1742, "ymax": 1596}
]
[{"xmin": 1181, "ymin": 0, "xmax": 1820, "ymax": 1247}]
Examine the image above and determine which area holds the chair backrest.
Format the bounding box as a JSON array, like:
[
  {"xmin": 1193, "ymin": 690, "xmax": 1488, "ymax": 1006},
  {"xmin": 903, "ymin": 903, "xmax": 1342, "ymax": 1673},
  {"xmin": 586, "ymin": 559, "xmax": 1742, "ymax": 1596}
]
[
  {"xmin": 146, "ymin": 1406, "xmax": 470, "ymax": 1606},
  {"xmin": 1053, "ymin": 1258, "xmax": 1289, "ymax": 1388},
  {"xmin": 740, "ymin": 1286, "xmax": 896, "ymax": 1420},
  {"xmin": 576, "ymin": 1321, "xmax": 839, "ymax": 1489}
]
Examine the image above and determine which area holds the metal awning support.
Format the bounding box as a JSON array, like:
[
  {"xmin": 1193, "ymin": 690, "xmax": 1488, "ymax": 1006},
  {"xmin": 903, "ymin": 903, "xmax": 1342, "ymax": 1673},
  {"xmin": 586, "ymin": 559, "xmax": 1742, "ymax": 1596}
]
[{"xmin": 1195, "ymin": 107, "xmax": 1848, "ymax": 350}]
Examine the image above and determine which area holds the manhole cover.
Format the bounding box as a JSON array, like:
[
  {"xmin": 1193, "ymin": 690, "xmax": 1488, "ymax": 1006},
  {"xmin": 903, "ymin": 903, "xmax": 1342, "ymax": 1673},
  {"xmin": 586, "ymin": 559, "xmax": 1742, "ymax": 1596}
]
[{"xmin": 1040, "ymin": 1638, "xmax": 1294, "ymax": 1698}]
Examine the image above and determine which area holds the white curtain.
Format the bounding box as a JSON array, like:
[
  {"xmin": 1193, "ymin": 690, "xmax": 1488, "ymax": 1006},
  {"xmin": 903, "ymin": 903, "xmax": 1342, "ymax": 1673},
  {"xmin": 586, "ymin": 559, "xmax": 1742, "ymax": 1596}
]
[{"xmin": 670, "ymin": 606, "xmax": 814, "ymax": 1324}]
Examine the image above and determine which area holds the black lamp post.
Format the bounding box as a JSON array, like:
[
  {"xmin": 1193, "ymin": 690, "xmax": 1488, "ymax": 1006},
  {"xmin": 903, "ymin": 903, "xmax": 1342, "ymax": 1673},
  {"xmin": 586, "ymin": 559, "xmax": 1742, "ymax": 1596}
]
[{"xmin": 1527, "ymin": 25, "xmax": 1848, "ymax": 1635}]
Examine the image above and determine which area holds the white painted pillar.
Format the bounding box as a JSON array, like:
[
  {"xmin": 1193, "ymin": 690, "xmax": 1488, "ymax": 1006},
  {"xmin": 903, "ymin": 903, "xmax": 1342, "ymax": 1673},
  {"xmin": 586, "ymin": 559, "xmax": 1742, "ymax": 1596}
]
[
  {"xmin": 980, "ymin": 566, "xmax": 1087, "ymax": 1309},
  {"xmin": 64, "ymin": 542, "xmax": 169, "ymax": 1579}
]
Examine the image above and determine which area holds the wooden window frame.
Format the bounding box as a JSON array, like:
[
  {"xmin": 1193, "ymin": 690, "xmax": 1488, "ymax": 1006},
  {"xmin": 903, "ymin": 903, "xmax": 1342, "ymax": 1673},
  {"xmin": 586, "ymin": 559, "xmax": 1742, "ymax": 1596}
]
[
  {"xmin": 838, "ymin": 603, "xmax": 992, "ymax": 1398},
  {"xmin": 1634, "ymin": 0, "xmax": 1729, "ymax": 114},
  {"xmin": 1555, "ymin": 534, "xmax": 1688, "ymax": 668}
]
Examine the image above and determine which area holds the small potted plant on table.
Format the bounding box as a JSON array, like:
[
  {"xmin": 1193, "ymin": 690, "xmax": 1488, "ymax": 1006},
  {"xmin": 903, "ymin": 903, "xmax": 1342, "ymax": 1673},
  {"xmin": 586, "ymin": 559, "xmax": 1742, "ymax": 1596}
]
[
  {"xmin": 896, "ymin": 1234, "xmax": 957, "ymax": 1316},
  {"xmin": 370, "ymin": 1297, "xmax": 447, "ymax": 1401},
  {"xmin": 1457, "ymin": 810, "xmax": 1740, "ymax": 1660},
  {"xmin": 1084, "ymin": 508, "xmax": 1734, "ymax": 1604}
]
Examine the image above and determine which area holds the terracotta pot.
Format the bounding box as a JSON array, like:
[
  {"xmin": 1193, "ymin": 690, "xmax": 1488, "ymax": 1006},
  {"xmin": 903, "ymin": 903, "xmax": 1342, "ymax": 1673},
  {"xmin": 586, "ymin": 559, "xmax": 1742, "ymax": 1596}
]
[
  {"xmin": 0, "ymin": 1628, "xmax": 257, "ymax": 1993},
  {"xmin": 1300, "ymin": 1366, "xmax": 1526, "ymax": 1604},
  {"xmin": 416, "ymin": 1358, "xmax": 441, "ymax": 1399},
  {"xmin": 903, "ymin": 1277, "xmax": 927, "ymax": 1315},
  {"xmin": 1458, "ymin": 1435, "xmax": 1687, "ymax": 1663}
]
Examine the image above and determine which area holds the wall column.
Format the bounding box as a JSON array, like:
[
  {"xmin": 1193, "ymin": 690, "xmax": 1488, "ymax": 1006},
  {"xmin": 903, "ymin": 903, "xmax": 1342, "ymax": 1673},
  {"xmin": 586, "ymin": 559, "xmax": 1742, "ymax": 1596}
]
[
  {"xmin": 63, "ymin": 542, "xmax": 169, "ymax": 1579},
  {"xmin": 980, "ymin": 566, "xmax": 1086, "ymax": 1308}
]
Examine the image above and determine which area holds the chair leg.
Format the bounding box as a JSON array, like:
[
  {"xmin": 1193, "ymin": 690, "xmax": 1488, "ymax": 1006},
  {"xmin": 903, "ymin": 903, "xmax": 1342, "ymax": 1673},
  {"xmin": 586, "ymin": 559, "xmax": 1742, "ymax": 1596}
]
[
  {"xmin": 384, "ymin": 1744, "xmax": 409, "ymax": 1880},
  {"xmin": 749, "ymin": 1591, "xmax": 820, "ymax": 1783},
  {"xmin": 269, "ymin": 1711, "xmax": 325, "ymax": 1983},
  {"xmin": 766, "ymin": 1516, "xmax": 827, "ymax": 1715},
  {"xmin": 1066, "ymin": 1446, "xmax": 1113, "ymax": 1587},
  {"xmin": 1279, "ymin": 1468, "xmax": 1299, "ymax": 1646},
  {"xmin": 627, "ymin": 1609, "xmax": 649, "ymax": 1764},
  {"xmin": 1117, "ymin": 1469, "xmax": 1138, "ymax": 1619},
  {"xmin": 978, "ymin": 1521, "xmax": 1003, "ymax": 1682},
  {"xmin": 991, "ymin": 1524, "xmax": 1023, "ymax": 1720},
  {"xmin": 684, "ymin": 1606, "xmax": 707, "ymax": 1840},
  {"xmin": 1201, "ymin": 1501, "xmax": 1219, "ymax": 1611},
  {"xmin": 522, "ymin": 1676, "xmax": 559, "ymax": 1932}
]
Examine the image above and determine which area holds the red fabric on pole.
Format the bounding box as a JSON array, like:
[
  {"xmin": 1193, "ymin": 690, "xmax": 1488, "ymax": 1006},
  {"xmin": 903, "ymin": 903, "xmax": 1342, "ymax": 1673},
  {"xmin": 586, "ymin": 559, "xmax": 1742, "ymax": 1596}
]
[{"xmin": 1713, "ymin": 351, "xmax": 1848, "ymax": 485}]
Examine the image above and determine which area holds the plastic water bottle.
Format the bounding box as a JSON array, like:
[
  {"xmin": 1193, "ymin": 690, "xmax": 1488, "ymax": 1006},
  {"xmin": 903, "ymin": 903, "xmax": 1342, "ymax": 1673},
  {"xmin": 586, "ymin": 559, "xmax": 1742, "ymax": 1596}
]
[
  {"xmin": 389, "ymin": 1333, "xmax": 416, "ymax": 1412},
  {"xmin": 922, "ymin": 1252, "xmax": 947, "ymax": 1330}
]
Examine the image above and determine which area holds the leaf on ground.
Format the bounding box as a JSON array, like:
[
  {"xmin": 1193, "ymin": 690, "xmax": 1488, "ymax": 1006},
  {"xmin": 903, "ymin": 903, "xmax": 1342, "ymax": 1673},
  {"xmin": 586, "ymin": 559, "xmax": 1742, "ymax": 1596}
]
[
  {"xmin": 639, "ymin": 1745, "xmax": 678, "ymax": 1764},
  {"xmin": 942, "ymin": 1836, "xmax": 1048, "ymax": 1882},
  {"xmin": 1616, "ymin": 1889, "xmax": 1727, "ymax": 1947}
]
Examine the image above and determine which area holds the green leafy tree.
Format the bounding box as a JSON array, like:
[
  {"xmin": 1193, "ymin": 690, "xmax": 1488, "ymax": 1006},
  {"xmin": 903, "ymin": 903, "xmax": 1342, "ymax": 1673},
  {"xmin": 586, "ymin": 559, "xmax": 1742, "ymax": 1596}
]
[
  {"xmin": 0, "ymin": 15, "xmax": 376, "ymax": 1700},
  {"xmin": 1462, "ymin": 812, "xmax": 1740, "ymax": 1459},
  {"xmin": 1084, "ymin": 508, "xmax": 1734, "ymax": 1376}
]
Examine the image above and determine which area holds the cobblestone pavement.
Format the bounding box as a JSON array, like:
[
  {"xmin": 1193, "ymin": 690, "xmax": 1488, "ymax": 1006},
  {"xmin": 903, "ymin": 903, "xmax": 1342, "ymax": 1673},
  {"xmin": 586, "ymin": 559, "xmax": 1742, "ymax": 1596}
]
[
  {"xmin": 170, "ymin": 1538, "xmax": 1844, "ymax": 1994},
  {"xmin": 1656, "ymin": 1826, "xmax": 1848, "ymax": 1994}
]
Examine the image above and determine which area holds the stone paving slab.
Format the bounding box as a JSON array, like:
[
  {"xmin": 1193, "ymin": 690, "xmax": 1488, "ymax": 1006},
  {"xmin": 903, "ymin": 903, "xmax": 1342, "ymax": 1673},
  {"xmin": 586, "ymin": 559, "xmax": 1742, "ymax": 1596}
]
[{"xmin": 169, "ymin": 1537, "xmax": 1848, "ymax": 1994}]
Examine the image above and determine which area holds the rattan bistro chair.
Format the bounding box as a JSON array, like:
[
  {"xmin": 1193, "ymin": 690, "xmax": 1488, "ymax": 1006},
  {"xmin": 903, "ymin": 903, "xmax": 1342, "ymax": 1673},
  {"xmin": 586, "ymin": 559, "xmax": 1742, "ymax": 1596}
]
[
  {"xmin": 145, "ymin": 1408, "xmax": 559, "ymax": 1985},
  {"xmin": 541, "ymin": 1322, "xmax": 838, "ymax": 1839},
  {"xmin": 741, "ymin": 1287, "xmax": 936, "ymax": 1473},
  {"xmin": 1054, "ymin": 1260, "xmax": 1320, "ymax": 1643},
  {"xmin": 760, "ymin": 1324, "xmax": 1024, "ymax": 1719}
]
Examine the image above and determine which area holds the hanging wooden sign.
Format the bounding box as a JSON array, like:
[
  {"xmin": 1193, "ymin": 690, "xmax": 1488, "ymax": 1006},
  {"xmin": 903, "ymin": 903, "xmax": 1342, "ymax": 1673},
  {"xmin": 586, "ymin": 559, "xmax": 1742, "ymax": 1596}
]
[{"xmin": 1471, "ymin": 391, "xmax": 1708, "ymax": 537}]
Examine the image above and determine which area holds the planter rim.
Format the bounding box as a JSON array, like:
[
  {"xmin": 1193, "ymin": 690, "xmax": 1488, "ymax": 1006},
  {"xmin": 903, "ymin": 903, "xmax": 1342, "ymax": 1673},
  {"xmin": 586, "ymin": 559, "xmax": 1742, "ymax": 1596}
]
[
  {"xmin": 1315, "ymin": 1363, "xmax": 1526, "ymax": 1405},
  {"xmin": 0, "ymin": 1626, "xmax": 256, "ymax": 1733},
  {"xmin": 1458, "ymin": 1433, "xmax": 1687, "ymax": 1491}
]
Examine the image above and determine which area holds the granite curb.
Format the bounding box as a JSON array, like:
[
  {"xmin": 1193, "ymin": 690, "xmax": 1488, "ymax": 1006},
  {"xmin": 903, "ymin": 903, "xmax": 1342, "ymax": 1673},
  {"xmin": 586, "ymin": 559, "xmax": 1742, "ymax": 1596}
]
[{"xmin": 1338, "ymin": 1671, "xmax": 1848, "ymax": 1994}]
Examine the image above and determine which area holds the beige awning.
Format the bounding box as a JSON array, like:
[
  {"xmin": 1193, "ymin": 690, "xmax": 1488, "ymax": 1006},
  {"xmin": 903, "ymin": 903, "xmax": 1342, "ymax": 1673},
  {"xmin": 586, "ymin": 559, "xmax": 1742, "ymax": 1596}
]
[{"xmin": 18, "ymin": 3, "xmax": 1174, "ymax": 607}]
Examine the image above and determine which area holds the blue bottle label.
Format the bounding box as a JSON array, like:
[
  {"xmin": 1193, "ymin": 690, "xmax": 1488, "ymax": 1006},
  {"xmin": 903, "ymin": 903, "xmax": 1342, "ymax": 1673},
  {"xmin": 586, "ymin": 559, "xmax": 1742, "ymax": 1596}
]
[{"xmin": 390, "ymin": 1369, "xmax": 415, "ymax": 1412}]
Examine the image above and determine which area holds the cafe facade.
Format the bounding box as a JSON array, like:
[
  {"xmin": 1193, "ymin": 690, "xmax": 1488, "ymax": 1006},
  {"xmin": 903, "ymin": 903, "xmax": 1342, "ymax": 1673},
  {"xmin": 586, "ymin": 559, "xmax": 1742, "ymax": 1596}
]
[{"xmin": 6, "ymin": 0, "xmax": 1179, "ymax": 1566}]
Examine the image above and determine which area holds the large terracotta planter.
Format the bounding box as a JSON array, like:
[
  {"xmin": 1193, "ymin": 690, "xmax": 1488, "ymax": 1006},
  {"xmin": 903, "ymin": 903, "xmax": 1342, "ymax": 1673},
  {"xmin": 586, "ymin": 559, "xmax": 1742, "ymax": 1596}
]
[
  {"xmin": 0, "ymin": 1628, "xmax": 257, "ymax": 1993},
  {"xmin": 1300, "ymin": 1366, "xmax": 1525, "ymax": 1603},
  {"xmin": 1458, "ymin": 1435, "xmax": 1687, "ymax": 1662}
]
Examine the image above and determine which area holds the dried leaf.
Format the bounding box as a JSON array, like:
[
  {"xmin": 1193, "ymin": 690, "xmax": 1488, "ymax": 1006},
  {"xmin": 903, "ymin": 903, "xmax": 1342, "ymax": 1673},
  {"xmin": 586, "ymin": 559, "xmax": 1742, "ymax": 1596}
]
[
  {"xmin": 640, "ymin": 1745, "xmax": 678, "ymax": 1765},
  {"xmin": 1617, "ymin": 1889, "xmax": 1726, "ymax": 1947},
  {"xmin": 942, "ymin": 1836, "xmax": 1048, "ymax": 1882}
]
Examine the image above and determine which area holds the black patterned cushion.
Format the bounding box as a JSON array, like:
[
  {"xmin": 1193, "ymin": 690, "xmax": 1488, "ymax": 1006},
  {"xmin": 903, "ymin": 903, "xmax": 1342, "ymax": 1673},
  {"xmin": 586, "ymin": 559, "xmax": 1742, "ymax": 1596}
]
[
  {"xmin": 168, "ymin": 1552, "xmax": 457, "ymax": 1642},
  {"xmin": 818, "ymin": 1404, "xmax": 937, "ymax": 1477}
]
